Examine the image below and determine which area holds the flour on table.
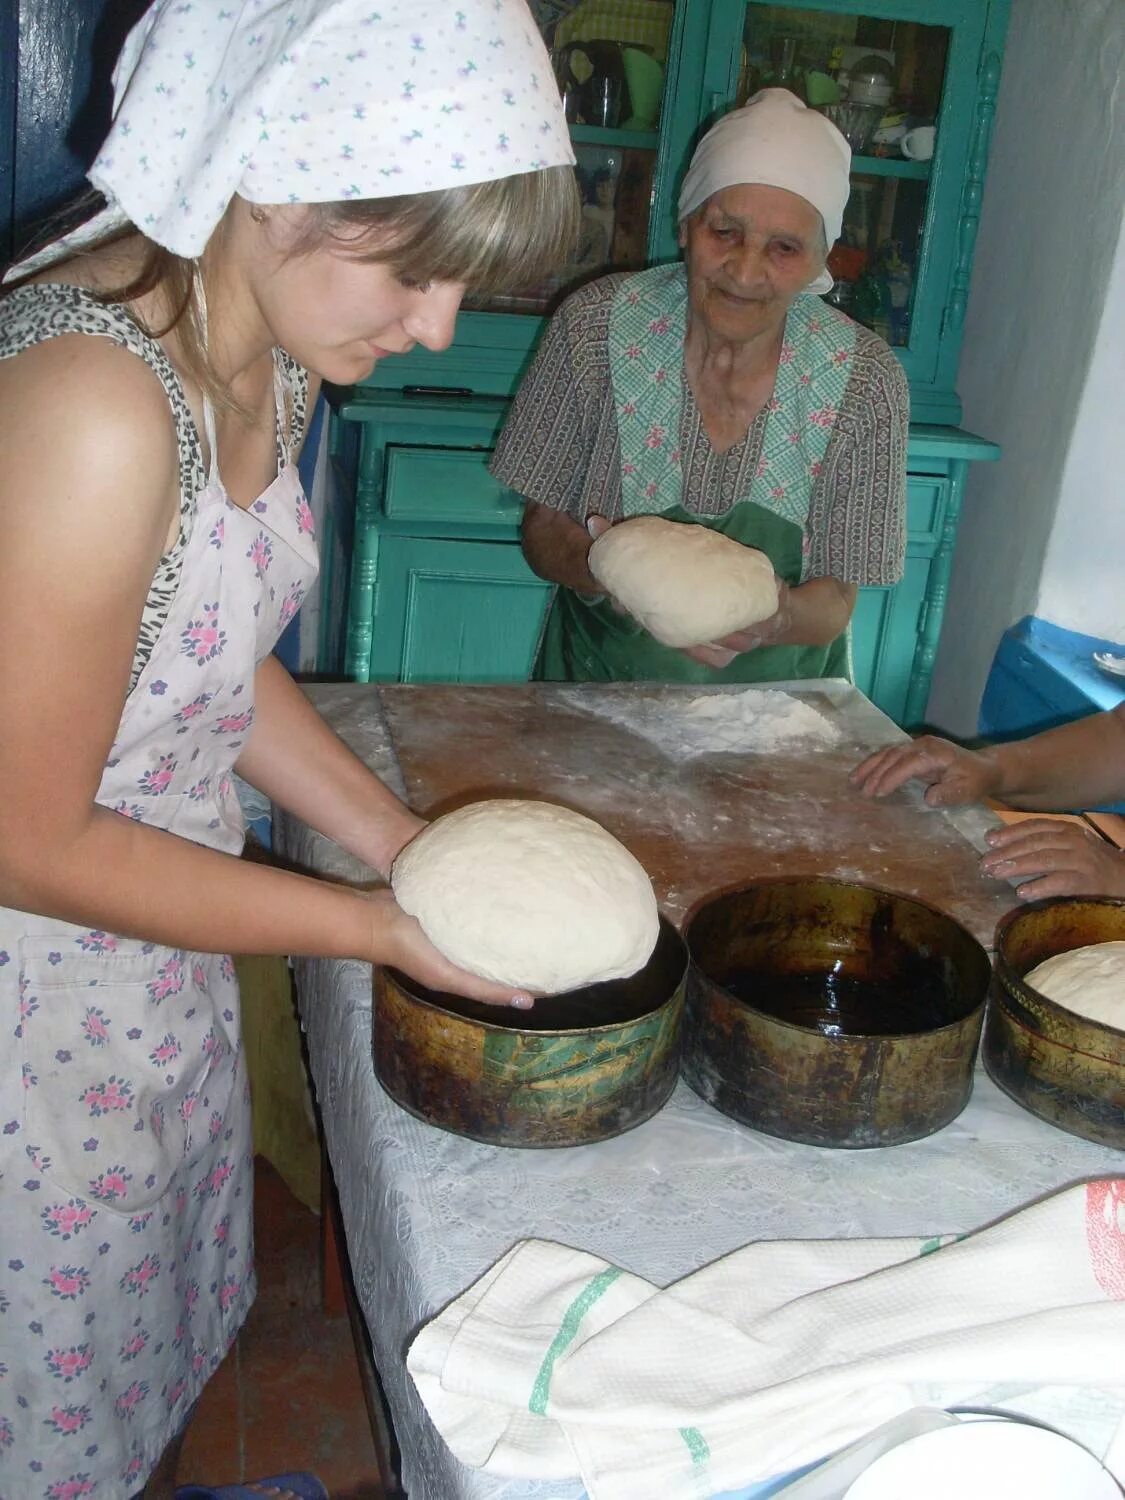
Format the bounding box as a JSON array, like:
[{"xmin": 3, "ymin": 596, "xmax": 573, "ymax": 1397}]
[{"xmin": 564, "ymin": 689, "xmax": 841, "ymax": 759}]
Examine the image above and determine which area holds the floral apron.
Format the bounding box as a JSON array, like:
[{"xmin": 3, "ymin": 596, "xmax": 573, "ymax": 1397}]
[
  {"xmin": 536, "ymin": 265, "xmax": 857, "ymax": 684},
  {"xmin": 0, "ymin": 361, "xmax": 318, "ymax": 1497}
]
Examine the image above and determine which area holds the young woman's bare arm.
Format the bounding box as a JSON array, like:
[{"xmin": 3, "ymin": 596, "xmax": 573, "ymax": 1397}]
[{"xmin": 0, "ymin": 337, "xmax": 525, "ymax": 1004}]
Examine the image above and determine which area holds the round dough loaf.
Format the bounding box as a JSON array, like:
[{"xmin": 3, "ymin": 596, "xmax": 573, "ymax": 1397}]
[
  {"xmin": 390, "ymin": 799, "xmax": 660, "ymax": 993},
  {"xmin": 588, "ymin": 515, "xmax": 779, "ymax": 649},
  {"xmin": 1023, "ymin": 940, "xmax": 1125, "ymax": 1030}
]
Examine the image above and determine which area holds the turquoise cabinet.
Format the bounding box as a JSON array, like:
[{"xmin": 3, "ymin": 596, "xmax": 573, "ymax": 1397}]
[
  {"xmin": 331, "ymin": 392, "xmax": 551, "ymax": 683},
  {"xmin": 328, "ymin": 397, "xmax": 995, "ymax": 717},
  {"xmin": 368, "ymin": 536, "xmax": 550, "ymax": 683},
  {"xmin": 324, "ymin": 0, "xmax": 1009, "ymax": 727}
]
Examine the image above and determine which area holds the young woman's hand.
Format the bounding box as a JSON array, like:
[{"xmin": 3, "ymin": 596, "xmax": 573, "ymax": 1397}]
[
  {"xmin": 979, "ymin": 820, "xmax": 1125, "ymax": 902},
  {"xmin": 363, "ymin": 888, "xmax": 535, "ymax": 1008},
  {"xmin": 850, "ymin": 735, "xmax": 1003, "ymax": 808},
  {"xmin": 371, "ymin": 811, "xmax": 428, "ymax": 880}
]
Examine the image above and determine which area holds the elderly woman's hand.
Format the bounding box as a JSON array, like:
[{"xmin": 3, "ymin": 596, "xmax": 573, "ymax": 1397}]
[
  {"xmin": 681, "ymin": 578, "xmax": 792, "ymax": 668},
  {"xmin": 584, "ymin": 514, "xmax": 636, "ymax": 617}
]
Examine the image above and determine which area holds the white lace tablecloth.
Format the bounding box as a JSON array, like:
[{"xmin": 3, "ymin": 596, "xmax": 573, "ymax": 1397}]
[{"xmin": 276, "ymin": 685, "xmax": 1124, "ymax": 1500}]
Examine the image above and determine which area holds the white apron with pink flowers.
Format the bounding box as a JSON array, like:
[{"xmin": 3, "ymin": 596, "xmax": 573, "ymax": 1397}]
[{"xmin": 0, "ymin": 316, "xmax": 318, "ymax": 1497}]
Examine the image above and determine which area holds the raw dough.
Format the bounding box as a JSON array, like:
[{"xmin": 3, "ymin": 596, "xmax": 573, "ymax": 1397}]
[
  {"xmin": 588, "ymin": 515, "xmax": 779, "ymax": 648},
  {"xmin": 1024, "ymin": 941, "xmax": 1125, "ymax": 1029},
  {"xmin": 390, "ymin": 799, "xmax": 660, "ymax": 993}
]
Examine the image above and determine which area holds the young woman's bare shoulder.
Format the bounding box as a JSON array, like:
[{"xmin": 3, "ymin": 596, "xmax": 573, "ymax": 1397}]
[
  {"xmin": 0, "ymin": 331, "xmax": 183, "ymax": 578},
  {"xmin": 0, "ymin": 331, "xmax": 179, "ymax": 508}
]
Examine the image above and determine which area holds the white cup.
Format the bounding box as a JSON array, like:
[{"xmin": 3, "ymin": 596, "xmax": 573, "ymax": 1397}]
[{"xmin": 901, "ymin": 125, "xmax": 935, "ymax": 161}]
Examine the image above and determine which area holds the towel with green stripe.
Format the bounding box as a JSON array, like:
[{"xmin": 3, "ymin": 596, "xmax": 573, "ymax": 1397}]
[{"xmin": 407, "ymin": 1179, "xmax": 1125, "ymax": 1500}]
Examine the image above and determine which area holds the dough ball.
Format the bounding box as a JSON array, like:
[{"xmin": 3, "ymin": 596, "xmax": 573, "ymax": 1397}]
[
  {"xmin": 1023, "ymin": 940, "xmax": 1125, "ymax": 1029},
  {"xmin": 390, "ymin": 799, "xmax": 660, "ymax": 993},
  {"xmin": 588, "ymin": 515, "xmax": 779, "ymax": 649}
]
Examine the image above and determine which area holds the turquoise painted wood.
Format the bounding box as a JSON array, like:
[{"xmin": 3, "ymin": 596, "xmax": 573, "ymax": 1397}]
[
  {"xmin": 325, "ymin": 0, "xmax": 1010, "ymax": 726},
  {"xmin": 368, "ymin": 535, "xmax": 550, "ymax": 684},
  {"xmin": 851, "ymin": 553, "xmax": 930, "ymax": 723},
  {"xmin": 329, "ymin": 394, "xmax": 997, "ymax": 721},
  {"xmin": 336, "ymin": 392, "xmax": 529, "ymax": 680}
]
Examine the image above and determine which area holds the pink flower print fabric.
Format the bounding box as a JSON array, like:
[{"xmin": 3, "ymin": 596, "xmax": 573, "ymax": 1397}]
[
  {"xmin": 138, "ymin": 752, "xmax": 178, "ymax": 796},
  {"xmin": 0, "ymin": 380, "xmax": 317, "ymax": 1490},
  {"xmin": 607, "ymin": 265, "xmax": 856, "ymax": 547},
  {"xmin": 277, "ymin": 581, "xmax": 307, "ymax": 632},
  {"xmin": 43, "ymin": 1266, "xmax": 92, "ymax": 1301},
  {"xmin": 180, "ymin": 602, "xmax": 226, "ymax": 665},
  {"xmin": 247, "ymin": 531, "xmax": 274, "ymax": 580}
]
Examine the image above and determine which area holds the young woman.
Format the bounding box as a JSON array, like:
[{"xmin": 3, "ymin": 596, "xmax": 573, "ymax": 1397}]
[{"xmin": 0, "ymin": 2, "xmax": 579, "ymax": 1494}]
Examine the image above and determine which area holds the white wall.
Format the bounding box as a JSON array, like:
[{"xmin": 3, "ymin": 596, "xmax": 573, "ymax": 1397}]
[
  {"xmin": 925, "ymin": 0, "xmax": 1125, "ymax": 735},
  {"xmin": 1036, "ymin": 211, "xmax": 1125, "ymax": 644}
]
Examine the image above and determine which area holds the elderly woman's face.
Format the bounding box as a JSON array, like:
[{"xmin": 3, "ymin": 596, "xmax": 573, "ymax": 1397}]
[{"xmin": 680, "ymin": 184, "xmax": 825, "ymax": 342}]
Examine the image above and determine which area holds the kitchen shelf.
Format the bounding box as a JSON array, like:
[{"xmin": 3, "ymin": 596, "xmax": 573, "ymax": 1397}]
[
  {"xmin": 568, "ymin": 124, "xmax": 661, "ymax": 151},
  {"xmin": 851, "ymin": 154, "xmax": 932, "ymax": 179}
]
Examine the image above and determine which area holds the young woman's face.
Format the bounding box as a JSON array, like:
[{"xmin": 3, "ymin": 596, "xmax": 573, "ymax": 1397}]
[{"xmin": 235, "ymin": 202, "xmax": 467, "ymax": 383}]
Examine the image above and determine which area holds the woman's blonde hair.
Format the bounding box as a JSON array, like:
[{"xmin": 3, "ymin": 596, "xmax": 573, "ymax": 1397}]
[{"xmin": 5, "ymin": 166, "xmax": 579, "ymax": 415}]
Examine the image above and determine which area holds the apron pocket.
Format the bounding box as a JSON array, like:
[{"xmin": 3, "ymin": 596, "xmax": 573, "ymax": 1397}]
[{"xmin": 18, "ymin": 937, "xmax": 236, "ymax": 1213}]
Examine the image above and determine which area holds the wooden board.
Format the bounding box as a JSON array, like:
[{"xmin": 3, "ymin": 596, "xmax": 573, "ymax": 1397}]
[
  {"xmin": 1086, "ymin": 812, "xmax": 1125, "ymax": 850},
  {"xmin": 378, "ymin": 682, "xmax": 1017, "ymax": 949}
]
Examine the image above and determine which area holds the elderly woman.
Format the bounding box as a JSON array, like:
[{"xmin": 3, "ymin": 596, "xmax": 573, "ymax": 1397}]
[
  {"xmin": 0, "ymin": 1, "xmax": 575, "ymax": 1494},
  {"xmin": 491, "ymin": 89, "xmax": 909, "ymax": 683}
]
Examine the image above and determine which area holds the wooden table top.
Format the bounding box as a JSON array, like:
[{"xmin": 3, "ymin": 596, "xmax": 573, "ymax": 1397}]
[{"xmin": 365, "ymin": 681, "xmax": 1017, "ymax": 949}]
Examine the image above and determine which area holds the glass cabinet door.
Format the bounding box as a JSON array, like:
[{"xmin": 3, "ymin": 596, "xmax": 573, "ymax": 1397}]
[
  {"xmin": 469, "ymin": 0, "xmax": 676, "ymax": 314},
  {"xmin": 738, "ymin": 4, "xmax": 949, "ymax": 349},
  {"xmin": 701, "ymin": 0, "xmax": 994, "ymax": 398}
]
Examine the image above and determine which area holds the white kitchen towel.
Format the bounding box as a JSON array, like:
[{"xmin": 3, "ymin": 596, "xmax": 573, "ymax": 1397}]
[{"xmin": 408, "ymin": 1178, "xmax": 1125, "ymax": 1500}]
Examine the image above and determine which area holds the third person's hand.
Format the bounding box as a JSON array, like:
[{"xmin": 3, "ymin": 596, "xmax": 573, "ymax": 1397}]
[
  {"xmin": 851, "ymin": 735, "xmax": 1003, "ymax": 808},
  {"xmin": 979, "ymin": 819, "xmax": 1125, "ymax": 901}
]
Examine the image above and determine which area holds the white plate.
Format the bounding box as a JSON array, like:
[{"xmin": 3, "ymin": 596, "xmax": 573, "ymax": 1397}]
[
  {"xmin": 843, "ymin": 1420, "xmax": 1121, "ymax": 1500},
  {"xmin": 1093, "ymin": 650, "xmax": 1125, "ymax": 680}
]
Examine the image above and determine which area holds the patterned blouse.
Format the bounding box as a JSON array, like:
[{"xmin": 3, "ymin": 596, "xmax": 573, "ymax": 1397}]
[
  {"xmin": 0, "ymin": 281, "xmax": 309, "ymax": 688},
  {"xmin": 490, "ymin": 273, "xmax": 910, "ymax": 587}
]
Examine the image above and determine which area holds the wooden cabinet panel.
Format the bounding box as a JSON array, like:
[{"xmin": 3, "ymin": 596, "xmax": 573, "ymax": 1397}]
[
  {"xmin": 383, "ymin": 446, "xmax": 523, "ymax": 530},
  {"xmin": 905, "ymin": 476, "xmax": 947, "ymax": 540},
  {"xmin": 851, "ymin": 554, "xmax": 930, "ymax": 723},
  {"xmin": 369, "ymin": 536, "xmax": 551, "ymax": 684}
]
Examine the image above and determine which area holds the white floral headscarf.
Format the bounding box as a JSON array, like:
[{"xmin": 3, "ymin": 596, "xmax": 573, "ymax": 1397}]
[
  {"xmin": 26, "ymin": 0, "xmax": 574, "ymax": 262},
  {"xmin": 678, "ymin": 90, "xmax": 851, "ymax": 294}
]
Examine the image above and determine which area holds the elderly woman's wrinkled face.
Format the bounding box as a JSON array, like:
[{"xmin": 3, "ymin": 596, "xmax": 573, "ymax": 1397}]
[{"xmin": 680, "ymin": 184, "xmax": 825, "ymax": 343}]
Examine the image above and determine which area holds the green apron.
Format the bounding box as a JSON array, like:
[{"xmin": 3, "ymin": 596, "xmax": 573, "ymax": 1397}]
[
  {"xmin": 538, "ymin": 502, "xmax": 848, "ymax": 684},
  {"xmin": 536, "ymin": 265, "xmax": 856, "ymax": 684}
]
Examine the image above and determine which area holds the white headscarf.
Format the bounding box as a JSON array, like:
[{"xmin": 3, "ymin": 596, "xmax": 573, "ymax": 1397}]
[
  {"xmin": 16, "ymin": 0, "xmax": 574, "ymax": 266},
  {"xmin": 678, "ymin": 89, "xmax": 850, "ymax": 295}
]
